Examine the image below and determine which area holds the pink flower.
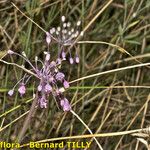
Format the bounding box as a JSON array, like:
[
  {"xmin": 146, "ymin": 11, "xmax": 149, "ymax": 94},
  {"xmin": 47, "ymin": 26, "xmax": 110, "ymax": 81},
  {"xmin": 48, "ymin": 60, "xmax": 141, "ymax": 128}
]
[
  {"xmin": 39, "ymin": 97, "xmax": 47, "ymax": 108},
  {"xmin": 18, "ymin": 83, "xmax": 26, "ymax": 96},
  {"xmin": 61, "ymin": 51, "xmax": 66, "ymax": 60},
  {"xmin": 63, "ymin": 80, "xmax": 70, "ymax": 88},
  {"xmin": 60, "ymin": 98, "xmax": 71, "ymax": 111},
  {"xmin": 55, "ymin": 72, "xmax": 65, "ymax": 81},
  {"xmin": 45, "ymin": 84, "xmax": 52, "ymax": 93}
]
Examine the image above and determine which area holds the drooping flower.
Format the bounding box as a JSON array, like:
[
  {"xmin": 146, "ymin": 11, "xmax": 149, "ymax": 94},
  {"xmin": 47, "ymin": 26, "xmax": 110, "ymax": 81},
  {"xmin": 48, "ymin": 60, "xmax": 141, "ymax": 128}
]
[
  {"xmin": 8, "ymin": 89, "xmax": 14, "ymax": 96},
  {"xmin": 61, "ymin": 51, "xmax": 66, "ymax": 60},
  {"xmin": 38, "ymin": 84, "xmax": 42, "ymax": 92},
  {"xmin": 55, "ymin": 72, "xmax": 65, "ymax": 81},
  {"xmin": 18, "ymin": 83, "xmax": 26, "ymax": 96},
  {"xmin": 38, "ymin": 96, "xmax": 47, "ymax": 108},
  {"xmin": 7, "ymin": 50, "xmax": 14, "ymax": 55},
  {"xmin": 46, "ymin": 32, "xmax": 51, "ymax": 45},
  {"xmin": 60, "ymin": 98, "xmax": 71, "ymax": 111},
  {"xmin": 63, "ymin": 80, "xmax": 70, "ymax": 89},
  {"xmin": 45, "ymin": 52, "xmax": 50, "ymax": 61},
  {"xmin": 61, "ymin": 16, "xmax": 65, "ymax": 22},
  {"xmin": 75, "ymin": 56, "xmax": 79, "ymax": 63},
  {"xmin": 45, "ymin": 83, "xmax": 52, "ymax": 93},
  {"xmin": 69, "ymin": 57, "xmax": 74, "ymax": 64}
]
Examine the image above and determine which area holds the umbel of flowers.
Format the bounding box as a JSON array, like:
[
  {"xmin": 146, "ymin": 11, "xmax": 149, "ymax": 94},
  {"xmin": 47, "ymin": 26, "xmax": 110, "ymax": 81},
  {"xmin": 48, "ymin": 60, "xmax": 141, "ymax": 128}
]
[{"xmin": 7, "ymin": 16, "xmax": 83, "ymax": 111}]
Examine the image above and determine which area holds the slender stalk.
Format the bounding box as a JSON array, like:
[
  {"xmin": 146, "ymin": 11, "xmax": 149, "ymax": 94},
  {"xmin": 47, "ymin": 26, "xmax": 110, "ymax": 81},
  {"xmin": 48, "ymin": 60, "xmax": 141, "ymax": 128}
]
[
  {"xmin": 17, "ymin": 93, "xmax": 38, "ymax": 143},
  {"xmin": 20, "ymin": 127, "xmax": 149, "ymax": 148},
  {"xmin": 70, "ymin": 62, "xmax": 150, "ymax": 84},
  {"xmin": 71, "ymin": 110, "xmax": 103, "ymax": 150}
]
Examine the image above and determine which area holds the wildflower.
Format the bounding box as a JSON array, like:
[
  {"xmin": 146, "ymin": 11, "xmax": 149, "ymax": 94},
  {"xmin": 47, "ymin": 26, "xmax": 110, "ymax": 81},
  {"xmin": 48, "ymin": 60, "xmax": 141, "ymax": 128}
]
[
  {"xmin": 77, "ymin": 21, "xmax": 81, "ymax": 26},
  {"xmin": 61, "ymin": 51, "xmax": 66, "ymax": 60},
  {"xmin": 18, "ymin": 83, "xmax": 26, "ymax": 96},
  {"xmin": 63, "ymin": 80, "xmax": 69, "ymax": 89},
  {"xmin": 38, "ymin": 84, "xmax": 42, "ymax": 92},
  {"xmin": 8, "ymin": 89, "xmax": 14, "ymax": 96},
  {"xmin": 6, "ymin": 15, "xmax": 81, "ymax": 112},
  {"xmin": 45, "ymin": 83, "xmax": 52, "ymax": 93},
  {"xmin": 45, "ymin": 52, "xmax": 50, "ymax": 61},
  {"xmin": 69, "ymin": 57, "xmax": 74, "ymax": 64},
  {"xmin": 48, "ymin": 16, "xmax": 83, "ymax": 64},
  {"xmin": 39, "ymin": 96, "xmax": 47, "ymax": 108},
  {"xmin": 46, "ymin": 32, "xmax": 51, "ymax": 45},
  {"xmin": 75, "ymin": 56, "xmax": 79, "ymax": 63},
  {"xmin": 60, "ymin": 98, "xmax": 71, "ymax": 111},
  {"xmin": 7, "ymin": 50, "xmax": 14, "ymax": 55},
  {"xmin": 55, "ymin": 72, "xmax": 65, "ymax": 81},
  {"xmin": 61, "ymin": 16, "xmax": 65, "ymax": 22}
]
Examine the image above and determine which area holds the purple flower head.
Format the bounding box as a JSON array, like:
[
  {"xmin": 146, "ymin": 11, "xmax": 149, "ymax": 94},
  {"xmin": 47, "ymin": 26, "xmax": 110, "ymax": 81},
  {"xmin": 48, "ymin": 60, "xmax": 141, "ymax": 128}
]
[
  {"xmin": 55, "ymin": 72, "xmax": 65, "ymax": 81},
  {"xmin": 60, "ymin": 98, "xmax": 71, "ymax": 111},
  {"xmin": 6, "ymin": 16, "xmax": 79, "ymax": 112},
  {"xmin": 49, "ymin": 16, "xmax": 82, "ymax": 46},
  {"xmin": 7, "ymin": 50, "xmax": 14, "ymax": 55},
  {"xmin": 8, "ymin": 89, "xmax": 14, "ymax": 96},
  {"xmin": 45, "ymin": 83, "xmax": 52, "ymax": 93},
  {"xmin": 63, "ymin": 80, "xmax": 70, "ymax": 89},
  {"xmin": 18, "ymin": 83, "xmax": 26, "ymax": 96}
]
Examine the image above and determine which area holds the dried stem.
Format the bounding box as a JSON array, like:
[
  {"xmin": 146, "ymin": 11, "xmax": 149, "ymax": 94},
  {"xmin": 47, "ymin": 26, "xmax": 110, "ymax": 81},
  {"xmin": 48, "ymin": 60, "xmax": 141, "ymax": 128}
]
[{"xmin": 16, "ymin": 93, "xmax": 38, "ymax": 143}]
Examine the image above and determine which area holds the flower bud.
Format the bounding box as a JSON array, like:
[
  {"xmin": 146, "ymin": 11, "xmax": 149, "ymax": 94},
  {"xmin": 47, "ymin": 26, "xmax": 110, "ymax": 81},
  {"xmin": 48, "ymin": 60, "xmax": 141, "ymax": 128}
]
[
  {"xmin": 60, "ymin": 98, "xmax": 71, "ymax": 111},
  {"xmin": 18, "ymin": 83, "xmax": 26, "ymax": 96},
  {"xmin": 45, "ymin": 53, "xmax": 50, "ymax": 61},
  {"xmin": 63, "ymin": 80, "xmax": 70, "ymax": 88},
  {"xmin": 8, "ymin": 89, "xmax": 14, "ymax": 96},
  {"xmin": 61, "ymin": 16, "xmax": 65, "ymax": 22},
  {"xmin": 7, "ymin": 50, "xmax": 14, "ymax": 55},
  {"xmin": 69, "ymin": 57, "xmax": 74, "ymax": 64},
  {"xmin": 38, "ymin": 84, "xmax": 42, "ymax": 91},
  {"xmin": 77, "ymin": 21, "xmax": 81, "ymax": 26},
  {"xmin": 75, "ymin": 56, "xmax": 79, "ymax": 63},
  {"xmin": 61, "ymin": 51, "xmax": 66, "ymax": 60},
  {"xmin": 46, "ymin": 32, "xmax": 51, "ymax": 44}
]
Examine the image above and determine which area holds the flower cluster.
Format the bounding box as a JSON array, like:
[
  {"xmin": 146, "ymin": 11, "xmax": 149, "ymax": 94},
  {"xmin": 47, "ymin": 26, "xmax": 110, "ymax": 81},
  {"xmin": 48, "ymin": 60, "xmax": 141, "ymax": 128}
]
[
  {"xmin": 7, "ymin": 16, "xmax": 82, "ymax": 112},
  {"xmin": 46, "ymin": 16, "xmax": 83, "ymax": 65},
  {"xmin": 8, "ymin": 50, "xmax": 71, "ymax": 111}
]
